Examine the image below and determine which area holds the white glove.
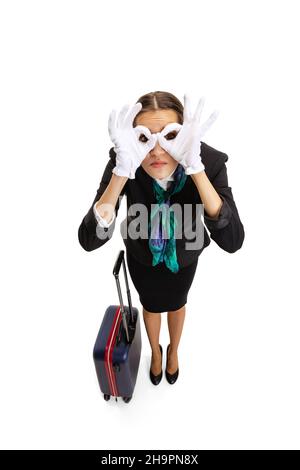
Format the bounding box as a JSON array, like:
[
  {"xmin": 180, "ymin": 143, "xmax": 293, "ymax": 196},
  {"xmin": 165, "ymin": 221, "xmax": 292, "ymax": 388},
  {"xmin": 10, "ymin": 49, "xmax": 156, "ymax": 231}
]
[
  {"xmin": 108, "ymin": 102, "xmax": 157, "ymax": 179},
  {"xmin": 157, "ymin": 94, "xmax": 219, "ymax": 175}
]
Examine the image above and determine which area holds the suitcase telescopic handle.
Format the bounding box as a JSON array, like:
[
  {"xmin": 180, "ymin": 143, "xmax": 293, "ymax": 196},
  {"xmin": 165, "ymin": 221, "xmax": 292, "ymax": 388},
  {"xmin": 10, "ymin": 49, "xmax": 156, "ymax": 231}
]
[
  {"xmin": 113, "ymin": 250, "xmax": 124, "ymax": 277},
  {"xmin": 113, "ymin": 250, "xmax": 134, "ymax": 343}
]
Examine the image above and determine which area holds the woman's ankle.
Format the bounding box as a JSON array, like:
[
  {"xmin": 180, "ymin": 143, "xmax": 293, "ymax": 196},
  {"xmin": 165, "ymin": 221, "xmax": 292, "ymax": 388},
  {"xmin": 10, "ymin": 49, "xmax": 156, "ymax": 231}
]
[{"xmin": 151, "ymin": 344, "xmax": 161, "ymax": 356}]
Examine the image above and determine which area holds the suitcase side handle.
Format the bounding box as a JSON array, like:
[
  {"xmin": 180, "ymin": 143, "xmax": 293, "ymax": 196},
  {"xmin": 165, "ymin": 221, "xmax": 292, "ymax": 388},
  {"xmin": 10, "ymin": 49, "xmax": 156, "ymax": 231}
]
[{"xmin": 113, "ymin": 250, "xmax": 135, "ymax": 343}]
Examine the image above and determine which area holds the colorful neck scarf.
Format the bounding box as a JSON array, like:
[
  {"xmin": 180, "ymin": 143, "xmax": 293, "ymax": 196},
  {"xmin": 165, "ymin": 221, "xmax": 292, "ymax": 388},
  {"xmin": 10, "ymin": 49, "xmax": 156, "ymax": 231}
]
[{"xmin": 148, "ymin": 163, "xmax": 187, "ymax": 273}]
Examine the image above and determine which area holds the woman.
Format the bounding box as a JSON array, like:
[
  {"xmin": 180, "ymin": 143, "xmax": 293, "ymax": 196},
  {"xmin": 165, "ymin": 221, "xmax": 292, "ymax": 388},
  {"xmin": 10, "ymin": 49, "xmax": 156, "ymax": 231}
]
[{"xmin": 78, "ymin": 91, "xmax": 245, "ymax": 386}]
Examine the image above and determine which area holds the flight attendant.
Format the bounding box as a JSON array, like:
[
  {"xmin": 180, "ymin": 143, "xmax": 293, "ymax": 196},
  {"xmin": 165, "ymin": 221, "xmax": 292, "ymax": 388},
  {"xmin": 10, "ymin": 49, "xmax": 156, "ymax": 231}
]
[{"xmin": 78, "ymin": 91, "xmax": 245, "ymax": 386}]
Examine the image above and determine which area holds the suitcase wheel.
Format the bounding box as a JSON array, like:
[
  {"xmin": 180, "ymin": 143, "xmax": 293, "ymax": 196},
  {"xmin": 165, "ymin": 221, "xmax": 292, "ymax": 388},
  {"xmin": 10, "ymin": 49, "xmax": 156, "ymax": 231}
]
[
  {"xmin": 103, "ymin": 394, "xmax": 111, "ymax": 401},
  {"xmin": 122, "ymin": 396, "xmax": 132, "ymax": 404}
]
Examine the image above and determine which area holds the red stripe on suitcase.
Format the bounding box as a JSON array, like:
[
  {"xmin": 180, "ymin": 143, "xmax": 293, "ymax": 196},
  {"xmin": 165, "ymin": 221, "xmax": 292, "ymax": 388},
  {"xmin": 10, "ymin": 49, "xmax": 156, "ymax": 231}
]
[
  {"xmin": 109, "ymin": 311, "xmax": 122, "ymax": 397},
  {"xmin": 104, "ymin": 307, "xmax": 122, "ymax": 397}
]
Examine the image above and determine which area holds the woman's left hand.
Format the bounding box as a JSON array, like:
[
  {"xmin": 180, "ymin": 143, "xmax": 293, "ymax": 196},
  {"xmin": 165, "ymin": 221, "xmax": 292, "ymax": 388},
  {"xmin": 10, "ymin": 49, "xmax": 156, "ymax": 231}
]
[{"xmin": 157, "ymin": 94, "xmax": 219, "ymax": 175}]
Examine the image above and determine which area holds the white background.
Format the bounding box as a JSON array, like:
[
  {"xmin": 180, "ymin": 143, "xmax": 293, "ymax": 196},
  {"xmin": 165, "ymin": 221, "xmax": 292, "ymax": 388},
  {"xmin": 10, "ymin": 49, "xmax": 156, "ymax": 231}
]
[{"xmin": 0, "ymin": 0, "xmax": 299, "ymax": 450}]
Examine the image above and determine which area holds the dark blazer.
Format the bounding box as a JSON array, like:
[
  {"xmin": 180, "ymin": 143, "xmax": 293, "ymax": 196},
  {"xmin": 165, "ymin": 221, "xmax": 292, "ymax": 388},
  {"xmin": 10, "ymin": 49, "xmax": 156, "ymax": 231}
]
[{"xmin": 78, "ymin": 142, "xmax": 245, "ymax": 268}]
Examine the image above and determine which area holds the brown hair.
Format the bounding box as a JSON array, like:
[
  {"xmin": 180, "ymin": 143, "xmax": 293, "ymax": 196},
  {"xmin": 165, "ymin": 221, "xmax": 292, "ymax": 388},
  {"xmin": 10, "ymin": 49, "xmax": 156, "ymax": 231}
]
[{"xmin": 133, "ymin": 91, "xmax": 183, "ymax": 127}]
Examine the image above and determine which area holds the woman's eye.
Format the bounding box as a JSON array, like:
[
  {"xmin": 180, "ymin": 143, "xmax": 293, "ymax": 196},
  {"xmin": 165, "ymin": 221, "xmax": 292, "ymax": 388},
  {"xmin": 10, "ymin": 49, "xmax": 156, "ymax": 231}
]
[
  {"xmin": 165, "ymin": 131, "xmax": 177, "ymax": 140},
  {"xmin": 139, "ymin": 134, "xmax": 149, "ymax": 143}
]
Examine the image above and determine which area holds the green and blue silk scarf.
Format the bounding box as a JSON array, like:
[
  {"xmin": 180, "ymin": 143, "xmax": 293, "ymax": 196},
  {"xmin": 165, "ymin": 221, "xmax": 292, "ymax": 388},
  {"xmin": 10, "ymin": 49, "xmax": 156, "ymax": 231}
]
[{"xmin": 148, "ymin": 163, "xmax": 187, "ymax": 273}]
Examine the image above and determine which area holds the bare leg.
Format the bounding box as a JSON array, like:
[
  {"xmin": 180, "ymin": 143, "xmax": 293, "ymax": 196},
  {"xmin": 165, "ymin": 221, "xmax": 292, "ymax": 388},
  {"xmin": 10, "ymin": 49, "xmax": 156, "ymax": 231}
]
[
  {"xmin": 167, "ymin": 305, "xmax": 186, "ymax": 374},
  {"xmin": 143, "ymin": 308, "xmax": 162, "ymax": 375}
]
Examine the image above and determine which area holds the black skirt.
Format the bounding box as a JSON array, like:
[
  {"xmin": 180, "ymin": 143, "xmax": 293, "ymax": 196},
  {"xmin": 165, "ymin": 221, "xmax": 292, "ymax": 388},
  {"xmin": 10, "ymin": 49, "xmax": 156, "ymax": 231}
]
[{"xmin": 125, "ymin": 249, "xmax": 199, "ymax": 313}]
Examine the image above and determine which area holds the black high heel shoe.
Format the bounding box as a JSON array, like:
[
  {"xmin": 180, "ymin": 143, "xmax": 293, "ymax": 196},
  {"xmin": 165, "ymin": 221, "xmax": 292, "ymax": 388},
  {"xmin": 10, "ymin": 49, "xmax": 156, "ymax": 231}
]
[
  {"xmin": 165, "ymin": 344, "xmax": 179, "ymax": 385},
  {"xmin": 149, "ymin": 344, "xmax": 163, "ymax": 386}
]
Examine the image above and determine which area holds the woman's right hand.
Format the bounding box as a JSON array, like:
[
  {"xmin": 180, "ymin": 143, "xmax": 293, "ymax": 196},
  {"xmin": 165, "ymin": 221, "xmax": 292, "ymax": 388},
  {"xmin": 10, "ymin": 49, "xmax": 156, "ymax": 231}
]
[{"xmin": 108, "ymin": 102, "xmax": 157, "ymax": 179}]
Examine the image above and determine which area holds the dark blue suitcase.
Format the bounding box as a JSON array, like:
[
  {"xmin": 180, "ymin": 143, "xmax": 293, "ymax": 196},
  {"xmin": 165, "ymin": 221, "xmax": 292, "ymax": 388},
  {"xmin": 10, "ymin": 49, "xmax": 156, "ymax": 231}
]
[{"xmin": 93, "ymin": 250, "xmax": 141, "ymax": 403}]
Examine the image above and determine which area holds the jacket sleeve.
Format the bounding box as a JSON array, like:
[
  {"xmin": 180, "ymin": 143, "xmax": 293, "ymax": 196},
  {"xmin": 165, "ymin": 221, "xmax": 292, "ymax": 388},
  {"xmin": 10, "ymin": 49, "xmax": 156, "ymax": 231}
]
[
  {"xmin": 203, "ymin": 154, "xmax": 245, "ymax": 253},
  {"xmin": 78, "ymin": 156, "xmax": 127, "ymax": 252}
]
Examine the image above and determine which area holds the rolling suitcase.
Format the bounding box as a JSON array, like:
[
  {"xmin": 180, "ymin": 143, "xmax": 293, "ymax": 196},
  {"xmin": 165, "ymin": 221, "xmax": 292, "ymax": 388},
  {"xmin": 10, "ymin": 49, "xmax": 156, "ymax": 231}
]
[{"xmin": 93, "ymin": 249, "xmax": 141, "ymax": 403}]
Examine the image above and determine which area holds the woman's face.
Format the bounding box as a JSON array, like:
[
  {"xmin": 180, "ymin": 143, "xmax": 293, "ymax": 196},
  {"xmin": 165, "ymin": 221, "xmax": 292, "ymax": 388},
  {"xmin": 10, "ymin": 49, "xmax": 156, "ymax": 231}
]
[{"xmin": 135, "ymin": 109, "xmax": 179, "ymax": 179}]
